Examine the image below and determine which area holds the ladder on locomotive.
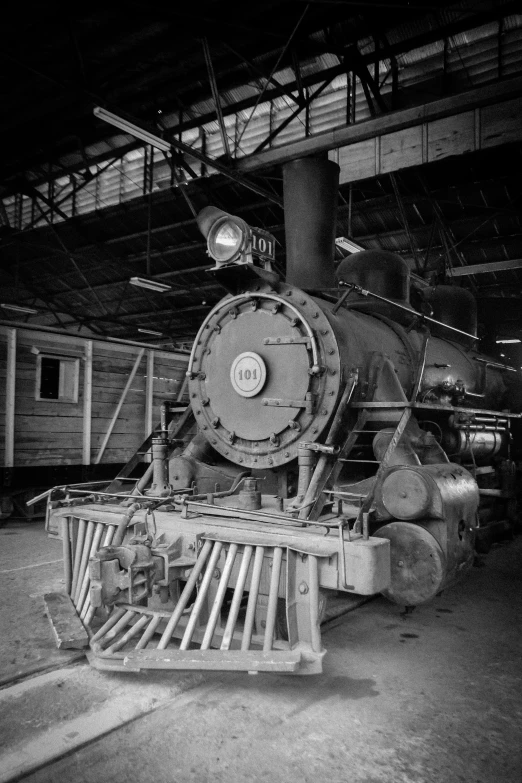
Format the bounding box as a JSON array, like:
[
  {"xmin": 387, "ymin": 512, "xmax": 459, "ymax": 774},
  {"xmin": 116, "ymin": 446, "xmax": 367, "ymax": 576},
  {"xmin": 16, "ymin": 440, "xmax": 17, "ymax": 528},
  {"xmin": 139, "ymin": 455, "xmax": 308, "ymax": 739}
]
[
  {"xmin": 105, "ymin": 402, "xmax": 194, "ymax": 494},
  {"xmin": 303, "ymin": 362, "xmax": 412, "ymax": 524}
]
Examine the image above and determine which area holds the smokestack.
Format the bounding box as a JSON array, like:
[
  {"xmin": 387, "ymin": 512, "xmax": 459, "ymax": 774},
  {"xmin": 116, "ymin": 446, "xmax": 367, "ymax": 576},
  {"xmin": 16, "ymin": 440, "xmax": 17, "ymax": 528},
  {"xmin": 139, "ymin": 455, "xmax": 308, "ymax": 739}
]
[{"xmin": 283, "ymin": 156, "xmax": 339, "ymax": 289}]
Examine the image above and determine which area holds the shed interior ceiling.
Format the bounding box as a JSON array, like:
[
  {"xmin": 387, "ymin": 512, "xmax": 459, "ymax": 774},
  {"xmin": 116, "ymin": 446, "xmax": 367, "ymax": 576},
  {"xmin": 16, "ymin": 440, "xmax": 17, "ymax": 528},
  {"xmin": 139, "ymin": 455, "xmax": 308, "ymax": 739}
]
[{"xmin": 1, "ymin": 0, "xmax": 521, "ymax": 362}]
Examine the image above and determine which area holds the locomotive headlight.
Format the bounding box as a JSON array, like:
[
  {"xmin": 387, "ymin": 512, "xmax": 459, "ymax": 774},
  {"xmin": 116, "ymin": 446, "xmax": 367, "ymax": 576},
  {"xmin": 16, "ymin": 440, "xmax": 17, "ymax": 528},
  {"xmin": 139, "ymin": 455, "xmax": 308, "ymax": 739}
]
[
  {"xmin": 196, "ymin": 205, "xmax": 276, "ymax": 268},
  {"xmin": 208, "ymin": 215, "xmax": 249, "ymax": 264}
]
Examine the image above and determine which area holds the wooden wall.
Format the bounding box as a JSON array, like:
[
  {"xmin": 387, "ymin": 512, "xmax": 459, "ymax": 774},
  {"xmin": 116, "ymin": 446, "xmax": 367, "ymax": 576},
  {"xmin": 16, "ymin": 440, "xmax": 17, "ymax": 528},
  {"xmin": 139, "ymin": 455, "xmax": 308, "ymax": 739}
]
[
  {"xmin": 329, "ymin": 94, "xmax": 522, "ymax": 184},
  {"xmin": 0, "ymin": 326, "xmax": 188, "ymax": 468}
]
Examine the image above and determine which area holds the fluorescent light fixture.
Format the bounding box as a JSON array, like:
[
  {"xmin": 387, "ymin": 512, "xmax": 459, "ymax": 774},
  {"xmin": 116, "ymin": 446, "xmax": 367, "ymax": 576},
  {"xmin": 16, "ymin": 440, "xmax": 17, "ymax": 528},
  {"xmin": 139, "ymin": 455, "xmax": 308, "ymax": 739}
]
[
  {"xmin": 335, "ymin": 237, "xmax": 365, "ymax": 254},
  {"xmin": 1, "ymin": 303, "xmax": 38, "ymax": 315},
  {"xmin": 138, "ymin": 328, "xmax": 163, "ymax": 337},
  {"xmin": 129, "ymin": 277, "xmax": 171, "ymax": 292},
  {"xmin": 496, "ymin": 339, "xmax": 521, "ymax": 344},
  {"xmin": 94, "ymin": 107, "xmax": 171, "ymax": 153}
]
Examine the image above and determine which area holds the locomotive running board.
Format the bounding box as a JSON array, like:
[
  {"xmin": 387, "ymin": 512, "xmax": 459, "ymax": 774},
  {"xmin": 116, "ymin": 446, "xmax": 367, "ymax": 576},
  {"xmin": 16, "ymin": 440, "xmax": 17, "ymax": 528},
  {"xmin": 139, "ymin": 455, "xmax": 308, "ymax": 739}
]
[{"xmin": 87, "ymin": 537, "xmax": 326, "ymax": 675}]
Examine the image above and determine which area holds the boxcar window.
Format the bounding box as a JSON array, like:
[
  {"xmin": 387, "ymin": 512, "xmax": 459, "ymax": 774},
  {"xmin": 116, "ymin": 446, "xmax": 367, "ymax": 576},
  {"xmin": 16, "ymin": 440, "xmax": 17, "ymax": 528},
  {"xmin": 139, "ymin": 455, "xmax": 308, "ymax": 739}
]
[
  {"xmin": 39, "ymin": 357, "xmax": 60, "ymax": 399},
  {"xmin": 36, "ymin": 355, "xmax": 79, "ymax": 403}
]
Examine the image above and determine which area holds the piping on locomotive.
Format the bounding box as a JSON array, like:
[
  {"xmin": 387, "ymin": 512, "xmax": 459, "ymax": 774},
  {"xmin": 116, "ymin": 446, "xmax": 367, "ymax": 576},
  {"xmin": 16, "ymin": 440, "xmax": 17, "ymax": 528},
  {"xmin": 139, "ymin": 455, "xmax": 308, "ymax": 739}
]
[{"xmin": 45, "ymin": 157, "xmax": 521, "ymax": 675}]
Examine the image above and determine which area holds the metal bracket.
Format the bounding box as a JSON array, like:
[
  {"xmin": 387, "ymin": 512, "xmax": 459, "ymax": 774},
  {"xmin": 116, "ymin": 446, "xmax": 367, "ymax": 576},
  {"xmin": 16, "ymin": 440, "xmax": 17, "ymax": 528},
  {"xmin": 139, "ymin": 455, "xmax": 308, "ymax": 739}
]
[{"xmin": 338, "ymin": 521, "xmax": 355, "ymax": 590}]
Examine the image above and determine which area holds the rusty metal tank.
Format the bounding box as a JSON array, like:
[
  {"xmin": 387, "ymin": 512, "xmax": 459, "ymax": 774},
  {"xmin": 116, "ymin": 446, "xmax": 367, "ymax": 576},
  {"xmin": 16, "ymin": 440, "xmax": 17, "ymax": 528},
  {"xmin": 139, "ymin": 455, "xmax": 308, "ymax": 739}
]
[{"xmin": 373, "ymin": 463, "xmax": 478, "ymax": 605}]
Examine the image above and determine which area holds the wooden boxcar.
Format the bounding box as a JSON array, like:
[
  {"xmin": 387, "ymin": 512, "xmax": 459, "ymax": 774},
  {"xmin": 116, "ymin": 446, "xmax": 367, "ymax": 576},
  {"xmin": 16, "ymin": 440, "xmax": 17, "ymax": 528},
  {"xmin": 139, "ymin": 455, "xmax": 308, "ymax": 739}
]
[{"xmin": 0, "ymin": 323, "xmax": 189, "ymax": 519}]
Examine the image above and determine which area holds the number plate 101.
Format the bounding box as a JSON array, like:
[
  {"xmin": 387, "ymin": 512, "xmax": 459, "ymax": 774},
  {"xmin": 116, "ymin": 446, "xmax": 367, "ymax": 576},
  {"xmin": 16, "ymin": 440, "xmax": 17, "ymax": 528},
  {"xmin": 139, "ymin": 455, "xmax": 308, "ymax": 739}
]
[
  {"xmin": 250, "ymin": 228, "xmax": 276, "ymax": 260},
  {"xmin": 230, "ymin": 352, "xmax": 267, "ymax": 398}
]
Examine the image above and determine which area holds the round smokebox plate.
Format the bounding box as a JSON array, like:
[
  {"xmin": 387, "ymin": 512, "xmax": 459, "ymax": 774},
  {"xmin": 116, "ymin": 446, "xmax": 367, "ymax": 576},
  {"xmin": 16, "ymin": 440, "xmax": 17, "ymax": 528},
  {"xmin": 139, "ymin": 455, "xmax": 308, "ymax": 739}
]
[{"xmin": 230, "ymin": 352, "xmax": 267, "ymax": 398}]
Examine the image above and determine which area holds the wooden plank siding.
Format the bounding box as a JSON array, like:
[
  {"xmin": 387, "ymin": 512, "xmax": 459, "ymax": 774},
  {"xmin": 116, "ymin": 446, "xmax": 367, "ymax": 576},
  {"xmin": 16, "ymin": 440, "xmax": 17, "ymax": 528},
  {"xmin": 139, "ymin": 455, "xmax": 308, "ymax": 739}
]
[
  {"xmin": 330, "ymin": 94, "xmax": 522, "ymax": 185},
  {"xmin": 0, "ymin": 326, "xmax": 188, "ymax": 468}
]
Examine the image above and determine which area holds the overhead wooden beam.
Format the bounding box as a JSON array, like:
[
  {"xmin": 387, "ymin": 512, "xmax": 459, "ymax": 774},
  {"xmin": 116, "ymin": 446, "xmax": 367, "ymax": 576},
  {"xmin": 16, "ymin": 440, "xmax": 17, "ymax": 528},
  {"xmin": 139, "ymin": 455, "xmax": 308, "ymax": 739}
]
[
  {"xmin": 236, "ymin": 75, "xmax": 522, "ymax": 172},
  {"xmin": 450, "ymin": 259, "xmax": 522, "ymax": 277}
]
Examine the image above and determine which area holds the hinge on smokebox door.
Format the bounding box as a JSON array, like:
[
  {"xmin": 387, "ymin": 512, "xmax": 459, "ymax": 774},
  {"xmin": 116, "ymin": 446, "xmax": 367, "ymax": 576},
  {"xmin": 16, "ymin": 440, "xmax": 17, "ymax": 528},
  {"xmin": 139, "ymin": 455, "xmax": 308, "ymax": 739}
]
[
  {"xmin": 263, "ymin": 337, "xmax": 311, "ymax": 347},
  {"xmin": 87, "ymin": 537, "xmax": 326, "ymax": 675},
  {"xmin": 262, "ymin": 392, "xmax": 314, "ymax": 415}
]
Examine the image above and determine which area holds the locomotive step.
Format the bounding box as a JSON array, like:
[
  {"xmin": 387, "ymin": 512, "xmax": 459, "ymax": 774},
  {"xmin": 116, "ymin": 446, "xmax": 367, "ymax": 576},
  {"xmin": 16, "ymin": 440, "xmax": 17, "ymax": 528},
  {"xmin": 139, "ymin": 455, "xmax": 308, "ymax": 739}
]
[{"xmin": 103, "ymin": 649, "xmax": 303, "ymax": 673}]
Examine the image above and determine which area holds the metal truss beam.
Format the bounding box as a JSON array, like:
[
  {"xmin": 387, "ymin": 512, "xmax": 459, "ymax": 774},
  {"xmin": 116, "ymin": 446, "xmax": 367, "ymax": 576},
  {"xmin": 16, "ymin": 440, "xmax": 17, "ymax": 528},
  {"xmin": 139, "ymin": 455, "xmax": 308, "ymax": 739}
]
[
  {"xmin": 12, "ymin": 190, "xmax": 172, "ymax": 324},
  {"xmin": 252, "ymin": 76, "xmax": 335, "ymax": 155},
  {"xmin": 223, "ymin": 43, "xmax": 301, "ymax": 108},
  {"xmin": 389, "ymin": 172, "xmax": 421, "ymax": 272},
  {"xmin": 291, "ymin": 49, "xmax": 305, "ymax": 104},
  {"xmin": 202, "ymin": 37, "xmax": 232, "ymax": 158},
  {"xmin": 113, "ymin": 302, "xmax": 212, "ymax": 322},
  {"xmin": 55, "ymin": 300, "xmax": 213, "ymax": 332},
  {"xmin": 345, "ymin": 45, "xmax": 387, "ymax": 117},
  {"xmin": 173, "ymin": 63, "xmax": 347, "ymax": 143},
  {"xmin": 23, "ymin": 185, "xmax": 116, "ymax": 315},
  {"xmin": 10, "ymin": 176, "xmax": 519, "ymax": 298},
  {"xmin": 234, "ymin": 4, "xmax": 309, "ymax": 151},
  {"xmin": 94, "ymin": 107, "xmax": 283, "ymax": 208},
  {"xmin": 18, "ymin": 156, "xmax": 121, "ymax": 233},
  {"xmin": 165, "ymin": 1, "xmax": 522, "ymax": 142},
  {"xmin": 2, "ymin": 0, "xmax": 519, "ymax": 198},
  {"xmin": 0, "ymin": 267, "xmax": 107, "ymax": 335}
]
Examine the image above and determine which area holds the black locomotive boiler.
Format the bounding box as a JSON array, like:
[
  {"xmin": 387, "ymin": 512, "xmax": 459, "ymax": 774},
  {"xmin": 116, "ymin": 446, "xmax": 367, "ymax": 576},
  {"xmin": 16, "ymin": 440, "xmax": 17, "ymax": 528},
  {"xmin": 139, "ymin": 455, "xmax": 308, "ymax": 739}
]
[{"xmin": 47, "ymin": 156, "xmax": 521, "ymax": 675}]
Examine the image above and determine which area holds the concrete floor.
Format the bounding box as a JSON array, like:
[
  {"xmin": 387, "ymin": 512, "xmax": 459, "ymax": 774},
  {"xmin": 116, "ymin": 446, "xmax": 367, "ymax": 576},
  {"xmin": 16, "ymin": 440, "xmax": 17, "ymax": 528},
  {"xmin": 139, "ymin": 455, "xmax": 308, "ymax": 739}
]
[
  {"xmin": 1, "ymin": 519, "xmax": 521, "ymax": 783},
  {"xmin": 0, "ymin": 521, "xmax": 82, "ymax": 685}
]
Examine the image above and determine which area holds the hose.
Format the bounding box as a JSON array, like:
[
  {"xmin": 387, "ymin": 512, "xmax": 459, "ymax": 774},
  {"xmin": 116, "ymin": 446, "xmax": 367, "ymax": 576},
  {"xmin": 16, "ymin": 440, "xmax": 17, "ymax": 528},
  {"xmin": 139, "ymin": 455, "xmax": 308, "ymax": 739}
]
[{"xmin": 112, "ymin": 502, "xmax": 142, "ymax": 547}]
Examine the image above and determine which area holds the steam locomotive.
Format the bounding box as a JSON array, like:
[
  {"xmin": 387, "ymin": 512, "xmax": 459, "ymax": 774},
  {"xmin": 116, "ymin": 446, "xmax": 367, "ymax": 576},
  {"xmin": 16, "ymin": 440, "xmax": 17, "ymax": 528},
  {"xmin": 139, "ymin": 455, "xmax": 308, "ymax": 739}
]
[{"xmin": 47, "ymin": 157, "xmax": 520, "ymax": 675}]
